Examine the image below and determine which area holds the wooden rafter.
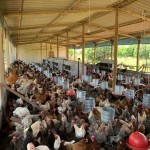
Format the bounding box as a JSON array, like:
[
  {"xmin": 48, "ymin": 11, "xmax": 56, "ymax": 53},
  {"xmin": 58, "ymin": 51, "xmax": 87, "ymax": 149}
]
[{"xmin": 3, "ymin": 8, "xmax": 114, "ymax": 16}]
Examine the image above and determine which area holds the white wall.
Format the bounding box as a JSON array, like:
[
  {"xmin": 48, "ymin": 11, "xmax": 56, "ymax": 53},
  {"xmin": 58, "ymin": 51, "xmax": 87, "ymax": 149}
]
[{"xmin": 17, "ymin": 43, "xmax": 67, "ymax": 63}]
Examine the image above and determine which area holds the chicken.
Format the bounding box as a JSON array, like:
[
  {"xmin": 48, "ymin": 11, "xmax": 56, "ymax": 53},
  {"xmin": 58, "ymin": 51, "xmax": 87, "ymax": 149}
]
[
  {"xmin": 54, "ymin": 134, "xmax": 61, "ymax": 150},
  {"xmin": 27, "ymin": 143, "xmax": 50, "ymax": 150},
  {"xmin": 74, "ymin": 123, "xmax": 86, "ymax": 139},
  {"xmin": 38, "ymin": 101, "xmax": 50, "ymax": 111},
  {"xmin": 13, "ymin": 107, "xmax": 30, "ymax": 119}
]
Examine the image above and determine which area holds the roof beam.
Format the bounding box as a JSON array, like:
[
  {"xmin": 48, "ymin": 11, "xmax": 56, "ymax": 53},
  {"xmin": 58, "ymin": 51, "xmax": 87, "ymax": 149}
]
[
  {"xmin": 3, "ymin": 8, "xmax": 114, "ymax": 16},
  {"xmin": 120, "ymin": 9, "xmax": 150, "ymax": 22},
  {"xmin": 8, "ymin": 23, "xmax": 71, "ymax": 31}
]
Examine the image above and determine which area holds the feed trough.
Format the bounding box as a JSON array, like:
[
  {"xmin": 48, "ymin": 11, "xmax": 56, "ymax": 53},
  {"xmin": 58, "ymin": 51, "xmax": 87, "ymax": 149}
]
[
  {"xmin": 101, "ymin": 107, "xmax": 115, "ymax": 124},
  {"xmin": 84, "ymin": 97, "xmax": 95, "ymax": 113},
  {"xmin": 143, "ymin": 94, "xmax": 150, "ymax": 108}
]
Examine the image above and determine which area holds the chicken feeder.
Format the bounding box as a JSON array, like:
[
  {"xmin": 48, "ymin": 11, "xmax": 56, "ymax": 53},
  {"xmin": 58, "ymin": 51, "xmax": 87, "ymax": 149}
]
[
  {"xmin": 96, "ymin": 69, "xmax": 100, "ymax": 73},
  {"xmin": 127, "ymin": 131, "xmax": 150, "ymax": 150},
  {"xmin": 117, "ymin": 74, "xmax": 123, "ymax": 81},
  {"xmin": 66, "ymin": 89, "xmax": 76, "ymax": 96},
  {"xmin": 84, "ymin": 97, "xmax": 95, "ymax": 113},
  {"xmin": 100, "ymin": 81, "xmax": 108, "ymax": 90},
  {"xmin": 57, "ymin": 77, "xmax": 64, "ymax": 85},
  {"xmin": 101, "ymin": 107, "xmax": 115, "ymax": 124},
  {"xmin": 83, "ymin": 75, "xmax": 92, "ymax": 82},
  {"xmin": 115, "ymin": 85, "xmax": 124, "ymax": 95},
  {"xmin": 91, "ymin": 79, "xmax": 99, "ymax": 86},
  {"xmin": 134, "ymin": 78, "xmax": 141, "ymax": 86},
  {"xmin": 125, "ymin": 76, "xmax": 131, "ymax": 84},
  {"xmin": 76, "ymin": 90, "xmax": 86, "ymax": 102},
  {"xmin": 125, "ymin": 89, "xmax": 135, "ymax": 99},
  {"xmin": 101, "ymin": 70, "xmax": 106, "ymax": 76},
  {"xmin": 143, "ymin": 94, "xmax": 150, "ymax": 108},
  {"xmin": 63, "ymin": 81, "xmax": 69, "ymax": 90}
]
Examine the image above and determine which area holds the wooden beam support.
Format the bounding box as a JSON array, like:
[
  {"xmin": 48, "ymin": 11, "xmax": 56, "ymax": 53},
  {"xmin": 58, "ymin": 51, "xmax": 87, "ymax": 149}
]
[
  {"xmin": 94, "ymin": 43, "xmax": 96, "ymax": 65},
  {"xmin": 66, "ymin": 32, "xmax": 69, "ymax": 60},
  {"xmin": 3, "ymin": 8, "xmax": 115, "ymax": 16},
  {"xmin": 136, "ymin": 37, "xmax": 141, "ymax": 71},
  {"xmin": 82, "ymin": 23, "xmax": 85, "ymax": 75},
  {"xmin": 74, "ymin": 45, "xmax": 76, "ymax": 61},
  {"xmin": 57, "ymin": 35, "xmax": 59, "ymax": 57},
  {"xmin": 112, "ymin": 9, "xmax": 119, "ymax": 92},
  {"xmin": 111, "ymin": 40, "xmax": 114, "ymax": 60},
  {"xmin": 41, "ymin": 43, "xmax": 42, "ymax": 60}
]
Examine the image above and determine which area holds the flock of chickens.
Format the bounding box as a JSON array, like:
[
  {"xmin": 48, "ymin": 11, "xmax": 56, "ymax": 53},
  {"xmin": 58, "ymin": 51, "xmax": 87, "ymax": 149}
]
[{"xmin": 3, "ymin": 60, "xmax": 150, "ymax": 150}]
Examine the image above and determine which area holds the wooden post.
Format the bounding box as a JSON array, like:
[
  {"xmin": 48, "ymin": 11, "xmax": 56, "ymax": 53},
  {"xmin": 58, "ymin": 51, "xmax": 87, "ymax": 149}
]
[
  {"xmin": 74, "ymin": 45, "xmax": 76, "ymax": 61},
  {"xmin": 111, "ymin": 40, "xmax": 114, "ymax": 60},
  {"xmin": 136, "ymin": 37, "xmax": 141, "ymax": 71},
  {"xmin": 40, "ymin": 43, "xmax": 42, "ymax": 61},
  {"xmin": 57, "ymin": 35, "xmax": 59, "ymax": 58},
  {"xmin": 66, "ymin": 32, "xmax": 69, "ymax": 60},
  {"xmin": 112, "ymin": 9, "xmax": 119, "ymax": 91},
  {"xmin": 82, "ymin": 23, "xmax": 85, "ymax": 74},
  {"xmin": 0, "ymin": 20, "xmax": 5, "ymax": 129},
  {"xmin": 46, "ymin": 43, "xmax": 47, "ymax": 58},
  {"xmin": 94, "ymin": 43, "xmax": 97, "ymax": 64}
]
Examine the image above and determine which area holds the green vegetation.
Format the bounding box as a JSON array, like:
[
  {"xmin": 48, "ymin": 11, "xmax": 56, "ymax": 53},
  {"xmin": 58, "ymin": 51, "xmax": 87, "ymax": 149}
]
[{"xmin": 69, "ymin": 44, "xmax": 150, "ymax": 69}]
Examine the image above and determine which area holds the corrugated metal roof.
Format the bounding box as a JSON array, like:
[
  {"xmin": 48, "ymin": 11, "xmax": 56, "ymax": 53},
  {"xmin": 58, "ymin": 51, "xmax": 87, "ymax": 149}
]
[{"xmin": 1, "ymin": 0, "xmax": 150, "ymax": 45}]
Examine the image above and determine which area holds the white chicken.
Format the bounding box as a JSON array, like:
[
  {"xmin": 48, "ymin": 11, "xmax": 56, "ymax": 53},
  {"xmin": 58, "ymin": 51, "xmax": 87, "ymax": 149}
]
[
  {"xmin": 13, "ymin": 107, "xmax": 30, "ymax": 119},
  {"xmin": 27, "ymin": 143, "xmax": 49, "ymax": 150},
  {"xmin": 24, "ymin": 120, "xmax": 47, "ymax": 138},
  {"xmin": 73, "ymin": 123, "xmax": 86, "ymax": 138},
  {"xmin": 38, "ymin": 101, "xmax": 50, "ymax": 111},
  {"xmin": 54, "ymin": 134, "xmax": 61, "ymax": 150}
]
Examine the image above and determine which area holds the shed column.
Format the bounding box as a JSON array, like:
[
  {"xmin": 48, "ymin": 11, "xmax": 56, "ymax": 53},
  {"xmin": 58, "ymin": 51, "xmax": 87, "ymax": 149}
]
[
  {"xmin": 57, "ymin": 35, "xmax": 59, "ymax": 58},
  {"xmin": 136, "ymin": 37, "xmax": 141, "ymax": 71},
  {"xmin": 112, "ymin": 9, "xmax": 119, "ymax": 91},
  {"xmin": 66, "ymin": 32, "xmax": 69, "ymax": 60},
  {"xmin": 94, "ymin": 43, "xmax": 97, "ymax": 65},
  {"xmin": 82, "ymin": 23, "xmax": 85, "ymax": 74},
  {"xmin": 74, "ymin": 45, "xmax": 76, "ymax": 61},
  {"xmin": 0, "ymin": 20, "xmax": 5, "ymax": 130},
  {"xmin": 111, "ymin": 40, "xmax": 114, "ymax": 60}
]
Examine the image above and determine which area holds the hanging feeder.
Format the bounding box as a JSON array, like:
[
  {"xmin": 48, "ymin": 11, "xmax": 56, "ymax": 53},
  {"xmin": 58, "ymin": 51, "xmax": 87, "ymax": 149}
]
[
  {"xmin": 101, "ymin": 107, "xmax": 115, "ymax": 124},
  {"xmin": 134, "ymin": 77, "xmax": 141, "ymax": 86},
  {"xmin": 125, "ymin": 76, "xmax": 131, "ymax": 84},
  {"xmin": 57, "ymin": 76, "xmax": 64, "ymax": 85},
  {"xmin": 117, "ymin": 74, "xmax": 123, "ymax": 81},
  {"xmin": 100, "ymin": 81, "xmax": 108, "ymax": 90},
  {"xmin": 101, "ymin": 70, "xmax": 106, "ymax": 76},
  {"xmin": 115, "ymin": 85, "xmax": 124, "ymax": 95},
  {"xmin": 63, "ymin": 81, "xmax": 69, "ymax": 90},
  {"xmin": 91, "ymin": 79, "xmax": 99, "ymax": 86},
  {"xmin": 143, "ymin": 94, "xmax": 150, "ymax": 108},
  {"xmin": 66, "ymin": 89, "xmax": 76, "ymax": 96},
  {"xmin": 83, "ymin": 75, "xmax": 92, "ymax": 82},
  {"xmin": 76, "ymin": 90, "xmax": 86, "ymax": 102},
  {"xmin": 84, "ymin": 97, "xmax": 95, "ymax": 113},
  {"xmin": 125, "ymin": 89, "xmax": 135, "ymax": 99},
  {"xmin": 127, "ymin": 131, "xmax": 150, "ymax": 150}
]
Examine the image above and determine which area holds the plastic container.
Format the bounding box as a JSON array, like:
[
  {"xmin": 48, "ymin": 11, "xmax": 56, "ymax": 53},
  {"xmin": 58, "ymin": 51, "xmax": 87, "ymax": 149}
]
[
  {"xmin": 143, "ymin": 94, "xmax": 150, "ymax": 108},
  {"xmin": 101, "ymin": 107, "xmax": 115, "ymax": 124},
  {"xmin": 84, "ymin": 97, "xmax": 95, "ymax": 113}
]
